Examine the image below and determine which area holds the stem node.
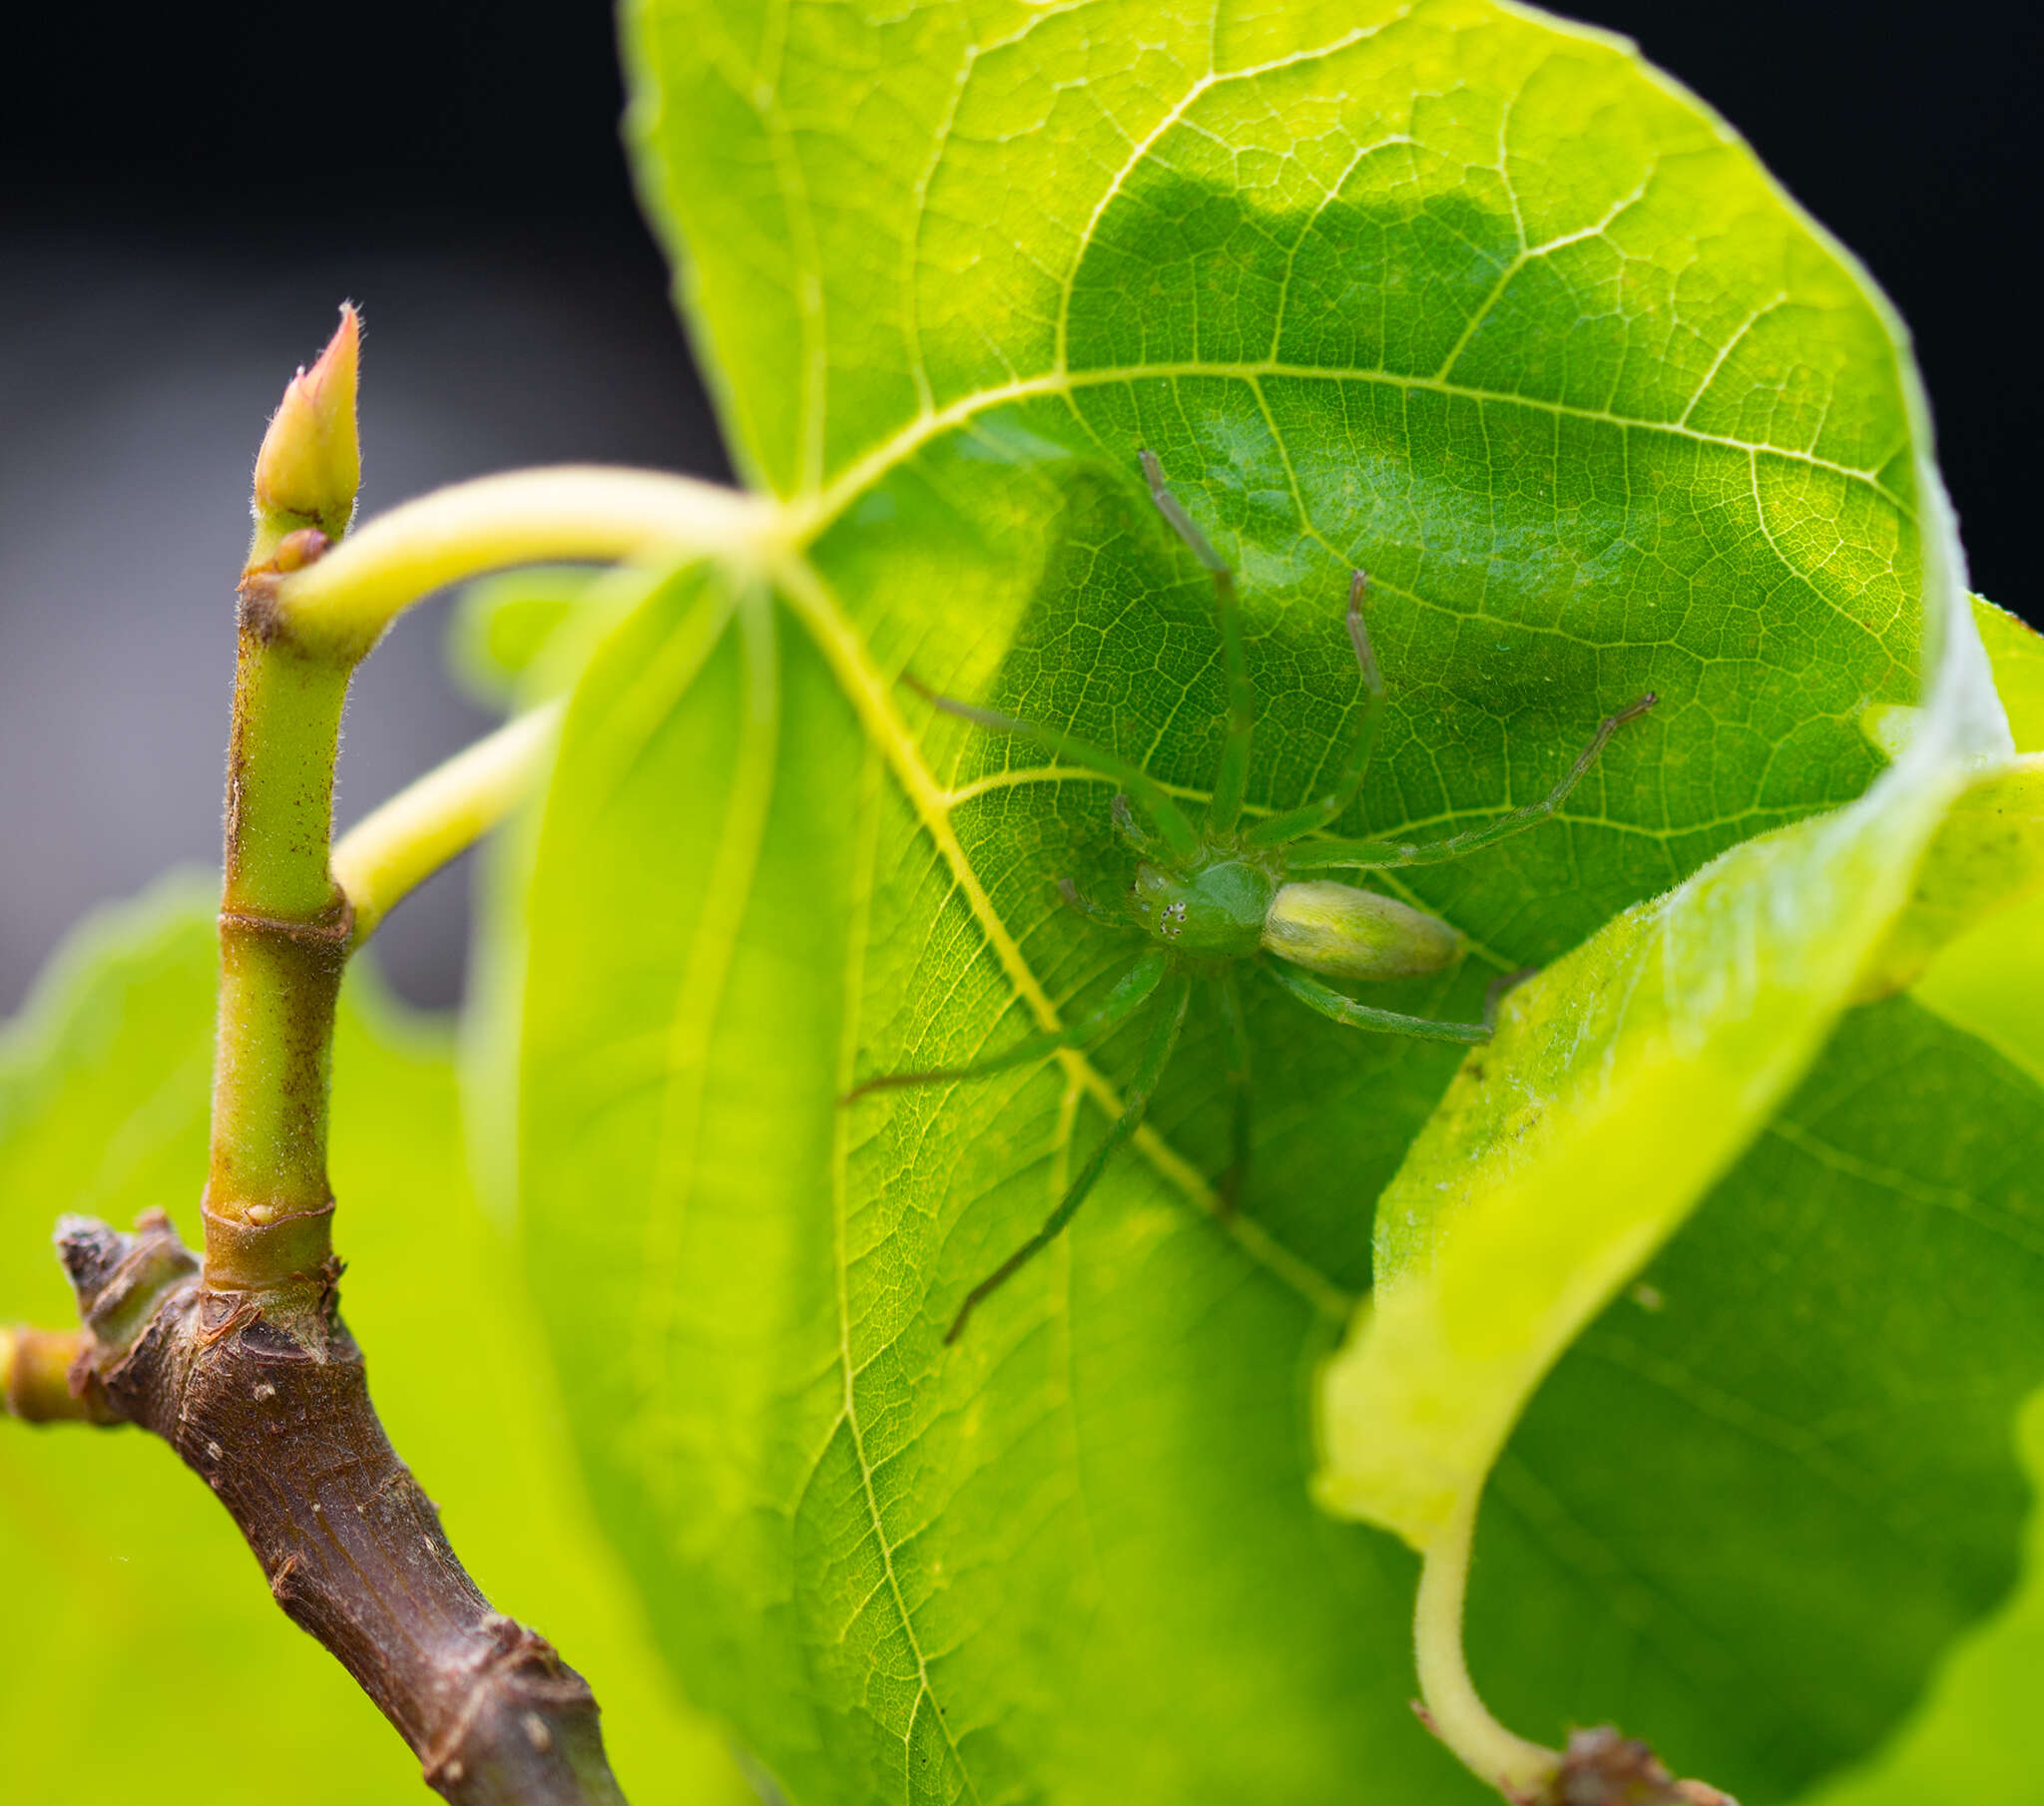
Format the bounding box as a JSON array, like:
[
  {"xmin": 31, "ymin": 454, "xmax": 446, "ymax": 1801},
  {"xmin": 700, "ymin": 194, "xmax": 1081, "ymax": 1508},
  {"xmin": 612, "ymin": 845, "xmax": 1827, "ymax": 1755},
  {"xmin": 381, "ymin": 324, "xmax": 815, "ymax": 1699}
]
[
  {"xmin": 57, "ymin": 1209, "xmax": 626, "ymax": 1806},
  {"xmin": 5, "ymin": 320, "xmax": 642, "ymax": 1801}
]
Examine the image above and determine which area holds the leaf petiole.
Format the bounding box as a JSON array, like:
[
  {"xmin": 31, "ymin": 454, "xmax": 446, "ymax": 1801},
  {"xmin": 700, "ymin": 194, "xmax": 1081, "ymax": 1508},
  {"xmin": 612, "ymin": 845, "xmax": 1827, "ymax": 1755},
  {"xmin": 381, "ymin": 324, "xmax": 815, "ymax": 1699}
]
[
  {"xmin": 1411, "ymin": 1491, "xmax": 1559, "ymax": 1801},
  {"xmin": 332, "ymin": 701, "xmax": 564, "ymax": 946},
  {"xmin": 269, "ymin": 466, "xmax": 771, "ymax": 662}
]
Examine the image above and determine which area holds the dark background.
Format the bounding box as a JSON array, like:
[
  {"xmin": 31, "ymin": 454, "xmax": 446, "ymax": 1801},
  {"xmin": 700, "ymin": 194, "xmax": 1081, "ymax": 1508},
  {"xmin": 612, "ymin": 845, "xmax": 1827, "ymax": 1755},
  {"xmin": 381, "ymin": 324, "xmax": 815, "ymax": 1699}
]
[{"xmin": 2, "ymin": 0, "xmax": 2035, "ymax": 1012}]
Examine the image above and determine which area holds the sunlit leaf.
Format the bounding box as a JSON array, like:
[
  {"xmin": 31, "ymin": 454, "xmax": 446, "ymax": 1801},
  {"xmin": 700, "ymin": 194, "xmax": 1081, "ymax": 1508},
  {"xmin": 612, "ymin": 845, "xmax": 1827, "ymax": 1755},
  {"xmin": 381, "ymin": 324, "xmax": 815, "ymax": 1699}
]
[
  {"xmin": 449, "ymin": 565, "xmax": 602, "ymax": 706},
  {"xmin": 1315, "ymin": 724, "xmax": 1974, "ymax": 1551},
  {"xmin": 1473, "ymin": 993, "xmax": 2044, "ymax": 1797},
  {"xmin": 496, "ymin": 1, "xmax": 2041, "ymax": 1801}
]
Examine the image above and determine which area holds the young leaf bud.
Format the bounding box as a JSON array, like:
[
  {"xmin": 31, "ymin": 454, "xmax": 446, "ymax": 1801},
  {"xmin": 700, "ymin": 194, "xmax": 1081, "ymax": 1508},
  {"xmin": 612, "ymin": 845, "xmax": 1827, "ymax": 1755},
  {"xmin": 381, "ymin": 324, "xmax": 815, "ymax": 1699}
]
[
  {"xmin": 252, "ymin": 303, "xmax": 361, "ymax": 551},
  {"xmin": 1261, "ymin": 879, "xmax": 1462, "ymax": 981}
]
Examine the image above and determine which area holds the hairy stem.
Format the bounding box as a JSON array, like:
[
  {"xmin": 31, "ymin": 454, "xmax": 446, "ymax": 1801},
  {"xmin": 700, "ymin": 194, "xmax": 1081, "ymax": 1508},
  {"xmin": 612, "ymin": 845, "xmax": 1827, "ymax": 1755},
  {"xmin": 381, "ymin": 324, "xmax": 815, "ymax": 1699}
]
[
  {"xmin": 1413, "ymin": 1492, "xmax": 1559, "ymax": 1801},
  {"xmin": 1412, "ymin": 1490, "xmax": 1739, "ymax": 1806},
  {"xmin": 0, "ymin": 313, "xmax": 669, "ymax": 1803},
  {"xmin": 208, "ymin": 536, "xmax": 356, "ymax": 1255},
  {"xmin": 332, "ymin": 703, "xmax": 564, "ymax": 946}
]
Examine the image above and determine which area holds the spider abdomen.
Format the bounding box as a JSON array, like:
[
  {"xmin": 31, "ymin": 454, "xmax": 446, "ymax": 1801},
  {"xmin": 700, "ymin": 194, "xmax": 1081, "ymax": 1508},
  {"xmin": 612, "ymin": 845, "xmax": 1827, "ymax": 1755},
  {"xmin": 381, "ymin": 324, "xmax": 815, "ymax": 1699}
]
[{"xmin": 1261, "ymin": 880, "xmax": 1462, "ymax": 981}]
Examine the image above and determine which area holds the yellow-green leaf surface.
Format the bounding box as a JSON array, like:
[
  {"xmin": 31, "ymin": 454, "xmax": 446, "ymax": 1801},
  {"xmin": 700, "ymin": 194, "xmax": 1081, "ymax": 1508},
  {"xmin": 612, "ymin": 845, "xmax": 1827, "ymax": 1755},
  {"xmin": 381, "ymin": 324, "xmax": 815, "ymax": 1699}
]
[
  {"xmin": 1851, "ymin": 756, "xmax": 2044, "ymax": 1000},
  {"xmin": 1852, "ymin": 603, "xmax": 2044, "ymax": 998},
  {"xmin": 1910, "ymin": 603, "xmax": 2044, "ymax": 1085},
  {"xmin": 502, "ymin": 0, "xmax": 2030, "ymax": 1800},
  {"xmin": 1470, "ymin": 991, "xmax": 2044, "ymax": 1796},
  {"xmin": 1972, "ymin": 599, "xmax": 2044, "ymax": 749},
  {"xmin": 1916, "ymin": 886, "xmax": 2044, "ymax": 1095},
  {"xmin": 1315, "ymin": 530, "xmax": 2011, "ymax": 1552},
  {"xmin": 1785, "ymin": 817, "xmax": 2044, "ymax": 1806},
  {"xmin": 1315, "ymin": 740, "xmax": 1965, "ymax": 1548},
  {"xmin": 0, "ymin": 881, "xmax": 750, "ymax": 1806}
]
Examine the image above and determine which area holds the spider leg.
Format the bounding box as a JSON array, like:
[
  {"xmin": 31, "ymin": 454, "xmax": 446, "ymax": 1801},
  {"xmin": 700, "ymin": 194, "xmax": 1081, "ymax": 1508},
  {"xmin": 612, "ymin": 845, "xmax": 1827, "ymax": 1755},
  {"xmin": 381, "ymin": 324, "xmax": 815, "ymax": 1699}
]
[
  {"xmin": 1110, "ymin": 792, "xmax": 1171, "ymax": 863},
  {"xmin": 845, "ymin": 950, "xmax": 1169, "ymax": 1102},
  {"xmin": 1267, "ymin": 961, "xmax": 1493, "ymax": 1046},
  {"xmin": 945, "ymin": 971, "xmax": 1193, "ymax": 1344},
  {"xmin": 1246, "ymin": 571, "xmax": 1387, "ymax": 847},
  {"xmin": 1215, "ymin": 965, "xmax": 1254, "ymax": 1216},
  {"xmin": 1141, "ymin": 451, "xmax": 1255, "ymax": 838},
  {"xmin": 1283, "ymin": 692, "xmax": 1658, "ymax": 872},
  {"xmin": 1058, "ymin": 877, "xmax": 1123, "ymax": 926},
  {"xmin": 903, "ymin": 671, "xmax": 1201, "ymax": 861}
]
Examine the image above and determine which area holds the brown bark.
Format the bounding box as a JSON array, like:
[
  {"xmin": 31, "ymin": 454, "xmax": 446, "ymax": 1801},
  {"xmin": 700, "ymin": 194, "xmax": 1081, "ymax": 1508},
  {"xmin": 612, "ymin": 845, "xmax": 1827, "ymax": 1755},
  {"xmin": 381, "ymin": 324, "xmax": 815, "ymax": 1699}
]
[
  {"xmin": 1544, "ymin": 1728, "xmax": 1739, "ymax": 1806},
  {"xmin": 58, "ymin": 1208, "xmax": 628, "ymax": 1806}
]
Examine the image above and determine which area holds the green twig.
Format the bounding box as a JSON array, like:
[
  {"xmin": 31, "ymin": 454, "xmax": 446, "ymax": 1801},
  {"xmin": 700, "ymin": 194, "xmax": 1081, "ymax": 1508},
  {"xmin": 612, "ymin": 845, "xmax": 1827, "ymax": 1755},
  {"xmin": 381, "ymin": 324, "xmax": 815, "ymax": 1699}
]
[
  {"xmin": 0, "ymin": 1325, "xmax": 110, "ymax": 1424},
  {"xmin": 1, "ymin": 306, "xmax": 691, "ymax": 1803},
  {"xmin": 205, "ymin": 311, "xmax": 366, "ymax": 1264}
]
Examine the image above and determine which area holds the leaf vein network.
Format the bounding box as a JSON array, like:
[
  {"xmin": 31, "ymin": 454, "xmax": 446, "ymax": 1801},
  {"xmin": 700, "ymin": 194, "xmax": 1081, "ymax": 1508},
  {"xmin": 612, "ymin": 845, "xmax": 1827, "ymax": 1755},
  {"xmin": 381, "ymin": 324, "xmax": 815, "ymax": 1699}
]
[
  {"xmin": 1265, "ymin": 130, "xmax": 1422, "ymax": 364},
  {"xmin": 1766, "ymin": 1119, "xmax": 2044, "ymax": 1260},
  {"xmin": 1430, "ymin": 159, "xmax": 1664, "ymax": 386},
  {"xmin": 794, "ymin": 361, "xmax": 1912, "ymax": 546},
  {"xmin": 777, "ymin": 552, "xmax": 1357, "ymax": 1323},
  {"xmin": 1047, "ymin": 11, "xmax": 1415, "ymax": 373},
  {"xmin": 824, "ymin": 728, "xmax": 987, "ymax": 1806},
  {"xmin": 1487, "ymin": 1453, "xmax": 1761, "ymax": 1691}
]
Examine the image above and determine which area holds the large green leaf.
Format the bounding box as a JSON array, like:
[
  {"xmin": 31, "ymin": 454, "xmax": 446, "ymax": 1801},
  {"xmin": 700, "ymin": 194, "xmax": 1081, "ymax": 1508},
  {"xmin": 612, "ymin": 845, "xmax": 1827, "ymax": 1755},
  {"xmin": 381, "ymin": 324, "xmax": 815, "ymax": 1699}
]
[
  {"xmin": 1790, "ymin": 1386, "xmax": 2044, "ymax": 1806},
  {"xmin": 0, "ymin": 882, "xmax": 751, "ymax": 1806},
  {"xmin": 1909, "ymin": 602, "xmax": 2044, "ymax": 1088},
  {"xmin": 1787, "ymin": 831, "xmax": 2044, "ymax": 1806},
  {"xmin": 491, "ymin": 2, "xmax": 2044, "ymax": 1802},
  {"xmin": 1311, "ymin": 579, "xmax": 2025, "ymax": 1578},
  {"xmin": 1774, "ymin": 610, "xmax": 2044, "ymax": 1806},
  {"xmin": 1467, "ymin": 991, "xmax": 2044, "ymax": 1798}
]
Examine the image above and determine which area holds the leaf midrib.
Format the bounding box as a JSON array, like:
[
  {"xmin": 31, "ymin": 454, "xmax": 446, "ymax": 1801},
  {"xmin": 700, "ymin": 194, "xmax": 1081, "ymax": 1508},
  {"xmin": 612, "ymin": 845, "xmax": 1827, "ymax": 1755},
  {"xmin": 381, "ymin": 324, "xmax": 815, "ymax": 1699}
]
[
  {"xmin": 786, "ymin": 360, "xmax": 1913, "ymax": 553},
  {"xmin": 774, "ymin": 552, "xmax": 1357, "ymax": 1323}
]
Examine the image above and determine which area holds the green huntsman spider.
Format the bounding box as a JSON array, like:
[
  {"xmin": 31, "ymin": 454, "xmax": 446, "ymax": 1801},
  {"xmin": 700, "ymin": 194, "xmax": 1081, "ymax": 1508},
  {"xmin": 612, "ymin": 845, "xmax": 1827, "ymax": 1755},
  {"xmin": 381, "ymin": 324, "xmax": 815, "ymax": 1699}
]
[{"xmin": 852, "ymin": 452, "xmax": 1657, "ymax": 1345}]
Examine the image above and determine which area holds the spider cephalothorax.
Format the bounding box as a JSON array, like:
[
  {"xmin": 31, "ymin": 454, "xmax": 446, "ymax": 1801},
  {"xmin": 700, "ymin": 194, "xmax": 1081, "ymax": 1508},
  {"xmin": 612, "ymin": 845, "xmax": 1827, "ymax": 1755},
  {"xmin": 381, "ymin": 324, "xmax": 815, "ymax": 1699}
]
[{"xmin": 857, "ymin": 451, "xmax": 1655, "ymax": 1343}]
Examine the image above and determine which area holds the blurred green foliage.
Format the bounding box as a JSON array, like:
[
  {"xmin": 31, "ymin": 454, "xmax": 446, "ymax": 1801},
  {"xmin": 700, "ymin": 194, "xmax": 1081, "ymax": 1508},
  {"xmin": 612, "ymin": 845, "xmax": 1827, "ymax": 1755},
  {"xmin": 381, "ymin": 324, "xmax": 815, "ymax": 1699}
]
[{"xmin": 0, "ymin": 881, "xmax": 751, "ymax": 1806}]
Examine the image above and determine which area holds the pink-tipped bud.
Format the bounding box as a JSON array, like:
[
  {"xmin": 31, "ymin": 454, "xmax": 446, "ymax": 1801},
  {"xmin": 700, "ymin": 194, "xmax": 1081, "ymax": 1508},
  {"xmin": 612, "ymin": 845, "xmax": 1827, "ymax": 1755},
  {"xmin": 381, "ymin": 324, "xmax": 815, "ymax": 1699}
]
[{"xmin": 253, "ymin": 304, "xmax": 361, "ymax": 542}]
